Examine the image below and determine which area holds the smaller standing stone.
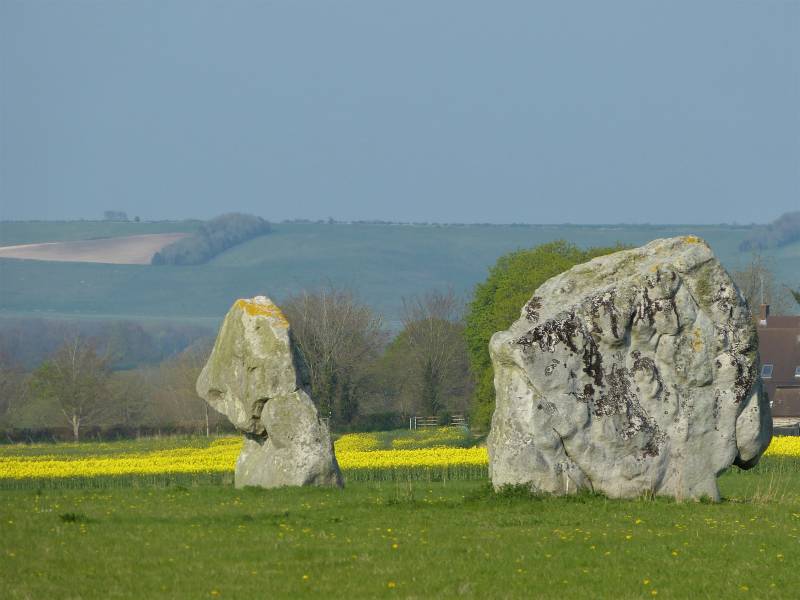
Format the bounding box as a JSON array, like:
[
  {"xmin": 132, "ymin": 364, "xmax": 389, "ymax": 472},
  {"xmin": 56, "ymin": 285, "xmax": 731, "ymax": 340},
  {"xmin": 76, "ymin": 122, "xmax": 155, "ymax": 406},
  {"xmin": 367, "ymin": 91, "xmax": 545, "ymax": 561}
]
[{"xmin": 197, "ymin": 296, "xmax": 343, "ymax": 488}]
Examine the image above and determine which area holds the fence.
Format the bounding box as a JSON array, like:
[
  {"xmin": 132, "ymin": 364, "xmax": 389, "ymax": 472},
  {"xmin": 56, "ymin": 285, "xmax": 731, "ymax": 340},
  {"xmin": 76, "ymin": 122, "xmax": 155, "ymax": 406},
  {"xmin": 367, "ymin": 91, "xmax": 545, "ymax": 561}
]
[{"xmin": 409, "ymin": 414, "xmax": 468, "ymax": 430}]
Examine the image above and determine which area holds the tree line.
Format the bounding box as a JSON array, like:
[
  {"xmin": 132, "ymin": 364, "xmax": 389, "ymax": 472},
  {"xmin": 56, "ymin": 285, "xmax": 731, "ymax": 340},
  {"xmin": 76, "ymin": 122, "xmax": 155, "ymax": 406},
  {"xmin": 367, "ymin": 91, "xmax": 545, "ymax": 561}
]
[
  {"xmin": 151, "ymin": 213, "xmax": 271, "ymax": 265},
  {"xmin": 0, "ymin": 319, "xmax": 210, "ymax": 371}
]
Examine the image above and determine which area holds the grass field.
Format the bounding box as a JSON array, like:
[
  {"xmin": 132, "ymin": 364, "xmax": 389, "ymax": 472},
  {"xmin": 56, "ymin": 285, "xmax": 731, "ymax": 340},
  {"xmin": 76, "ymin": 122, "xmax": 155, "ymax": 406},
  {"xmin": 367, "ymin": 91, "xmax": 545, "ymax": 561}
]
[
  {"xmin": 2, "ymin": 221, "xmax": 797, "ymax": 325},
  {"xmin": 1, "ymin": 432, "xmax": 798, "ymax": 598}
]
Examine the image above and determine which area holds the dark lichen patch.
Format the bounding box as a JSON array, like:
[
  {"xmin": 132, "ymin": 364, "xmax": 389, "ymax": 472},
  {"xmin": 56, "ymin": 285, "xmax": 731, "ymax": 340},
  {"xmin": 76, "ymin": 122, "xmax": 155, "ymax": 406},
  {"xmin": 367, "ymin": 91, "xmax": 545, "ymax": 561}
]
[
  {"xmin": 516, "ymin": 310, "xmax": 606, "ymax": 389},
  {"xmin": 587, "ymin": 290, "xmax": 621, "ymax": 339},
  {"xmin": 604, "ymin": 365, "xmax": 663, "ymax": 453},
  {"xmin": 570, "ymin": 383, "xmax": 595, "ymax": 403},
  {"xmin": 578, "ymin": 361, "xmax": 664, "ymax": 456},
  {"xmin": 632, "ymin": 286, "xmax": 677, "ymax": 329},
  {"xmin": 631, "ymin": 350, "xmax": 670, "ymax": 401},
  {"xmin": 582, "ymin": 338, "xmax": 604, "ymax": 387},
  {"xmin": 641, "ymin": 429, "xmax": 666, "ymax": 458},
  {"xmin": 524, "ymin": 296, "xmax": 542, "ymax": 323},
  {"xmin": 633, "ymin": 287, "xmax": 656, "ymax": 327},
  {"xmin": 712, "ymin": 389, "xmax": 722, "ymax": 430},
  {"xmin": 544, "ymin": 359, "xmax": 560, "ymax": 376},
  {"xmin": 710, "ymin": 302, "xmax": 758, "ymax": 404},
  {"xmin": 732, "ymin": 354, "xmax": 757, "ymax": 405},
  {"xmin": 711, "ymin": 284, "xmax": 737, "ymax": 318},
  {"xmin": 643, "ymin": 265, "xmax": 679, "ymax": 289},
  {"xmin": 515, "ymin": 310, "xmax": 581, "ymax": 354}
]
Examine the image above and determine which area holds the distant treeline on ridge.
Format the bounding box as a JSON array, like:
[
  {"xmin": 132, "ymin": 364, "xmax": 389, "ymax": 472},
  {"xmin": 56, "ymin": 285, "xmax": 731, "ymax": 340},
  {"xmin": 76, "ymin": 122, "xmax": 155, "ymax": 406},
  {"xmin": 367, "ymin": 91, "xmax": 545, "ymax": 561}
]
[
  {"xmin": 151, "ymin": 213, "xmax": 270, "ymax": 265},
  {"xmin": 739, "ymin": 211, "xmax": 800, "ymax": 252}
]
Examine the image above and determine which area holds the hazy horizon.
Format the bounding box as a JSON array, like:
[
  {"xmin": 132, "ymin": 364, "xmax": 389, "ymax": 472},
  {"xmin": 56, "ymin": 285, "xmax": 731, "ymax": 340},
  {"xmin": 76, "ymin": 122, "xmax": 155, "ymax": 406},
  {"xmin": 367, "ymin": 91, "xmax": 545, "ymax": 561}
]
[
  {"xmin": 0, "ymin": 216, "xmax": 787, "ymax": 227},
  {"xmin": 2, "ymin": 1, "xmax": 798, "ymax": 224}
]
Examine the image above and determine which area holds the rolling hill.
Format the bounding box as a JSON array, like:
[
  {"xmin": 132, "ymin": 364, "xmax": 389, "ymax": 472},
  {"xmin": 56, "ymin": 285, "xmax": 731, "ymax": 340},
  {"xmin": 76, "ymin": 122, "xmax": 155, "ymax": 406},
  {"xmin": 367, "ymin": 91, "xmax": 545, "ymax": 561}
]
[
  {"xmin": 1, "ymin": 221, "xmax": 797, "ymax": 329},
  {"xmin": 0, "ymin": 233, "xmax": 188, "ymax": 264}
]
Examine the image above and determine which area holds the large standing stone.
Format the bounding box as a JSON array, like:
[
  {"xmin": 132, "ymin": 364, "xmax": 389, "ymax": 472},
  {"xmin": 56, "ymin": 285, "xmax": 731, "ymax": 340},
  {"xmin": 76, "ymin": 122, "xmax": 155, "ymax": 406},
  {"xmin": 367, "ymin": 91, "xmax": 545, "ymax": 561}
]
[
  {"xmin": 488, "ymin": 237, "xmax": 771, "ymax": 501},
  {"xmin": 197, "ymin": 296, "xmax": 343, "ymax": 488}
]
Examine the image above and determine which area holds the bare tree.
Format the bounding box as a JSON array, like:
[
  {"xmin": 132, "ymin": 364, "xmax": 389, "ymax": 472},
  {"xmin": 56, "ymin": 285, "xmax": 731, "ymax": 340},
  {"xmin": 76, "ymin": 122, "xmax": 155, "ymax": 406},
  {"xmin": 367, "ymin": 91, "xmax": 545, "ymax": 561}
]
[
  {"xmin": 732, "ymin": 252, "xmax": 792, "ymax": 317},
  {"xmin": 28, "ymin": 335, "xmax": 110, "ymax": 441},
  {"xmin": 384, "ymin": 290, "xmax": 472, "ymax": 415},
  {"xmin": 107, "ymin": 370, "xmax": 151, "ymax": 431},
  {"xmin": 0, "ymin": 350, "xmax": 25, "ymax": 431},
  {"xmin": 153, "ymin": 342, "xmax": 214, "ymax": 435},
  {"xmin": 395, "ymin": 288, "xmax": 472, "ymax": 416},
  {"xmin": 281, "ymin": 286, "xmax": 386, "ymax": 425}
]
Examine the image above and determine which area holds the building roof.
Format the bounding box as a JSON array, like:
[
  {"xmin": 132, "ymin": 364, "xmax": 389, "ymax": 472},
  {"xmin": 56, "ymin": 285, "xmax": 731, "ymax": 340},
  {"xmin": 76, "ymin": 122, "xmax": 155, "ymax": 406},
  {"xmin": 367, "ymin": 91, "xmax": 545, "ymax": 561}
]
[{"xmin": 762, "ymin": 315, "xmax": 800, "ymax": 329}]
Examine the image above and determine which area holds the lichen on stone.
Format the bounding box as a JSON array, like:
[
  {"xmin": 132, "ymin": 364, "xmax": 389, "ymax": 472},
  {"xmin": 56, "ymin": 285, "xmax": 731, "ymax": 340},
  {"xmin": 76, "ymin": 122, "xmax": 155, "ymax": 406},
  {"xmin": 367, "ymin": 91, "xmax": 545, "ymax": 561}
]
[
  {"xmin": 488, "ymin": 236, "xmax": 771, "ymax": 501},
  {"xmin": 234, "ymin": 297, "xmax": 289, "ymax": 327}
]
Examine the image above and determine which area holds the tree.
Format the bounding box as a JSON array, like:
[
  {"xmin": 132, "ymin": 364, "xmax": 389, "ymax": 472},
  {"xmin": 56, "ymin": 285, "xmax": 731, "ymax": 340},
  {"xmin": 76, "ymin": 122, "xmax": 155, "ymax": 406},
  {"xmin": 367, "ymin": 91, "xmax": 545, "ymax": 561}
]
[
  {"xmin": 790, "ymin": 287, "xmax": 800, "ymax": 307},
  {"xmin": 0, "ymin": 350, "xmax": 25, "ymax": 431},
  {"xmin": 281, "ymin": 287, "xmax": 386, "ymax": 426},
  {"xmin": 103, "ymin": 210, "xmax": 128, "ymax": 221},
  {"xmin": 151, "ymin": 342, "xmax": 215, "ymax": 435},
  {"xmin": 732, "ymin": 252, "xmax": 792, "ymax": 318},
  {"xmin": 107, "ymin": 370, "xmax": 151, "ymax": 431},
  {"xmin": 380, "ymin": 289, "xmax": 471, "ymax": 416},
  {"xmin": 28, "ymin": 336, "xmax": 110, "ymax": 441},
  {"xmin": 464, "ymin": 240, "xmax": 625, "ymax": 430},
  {"xmin": 739, "ymin": 210, "xmax": 800, "ymax": 251},
  {"xmin": 152, "ymin": 213, "xmax": 271, "ymax": 265}
]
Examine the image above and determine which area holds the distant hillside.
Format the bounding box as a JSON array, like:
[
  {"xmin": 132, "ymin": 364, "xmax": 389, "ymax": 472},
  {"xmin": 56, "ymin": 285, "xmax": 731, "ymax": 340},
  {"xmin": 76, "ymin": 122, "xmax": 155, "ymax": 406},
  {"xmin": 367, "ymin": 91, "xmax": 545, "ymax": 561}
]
[
  {"xmin": 0, "ymin": 220, "xmax": 200, "ymax": 246},
  {"xmin": 739, "ymin": 211, "xmax": 800, "ymax": 251},
  {"xmin": 0, "ymin": 221, "xmax": 797, "ymax": 324},
  {"xmin": 0, "ymin": 233, "xmax": 188, "ymax": 264},
  {"xmin": 152, "ymin": 213, "xmax": 271, "ymax": 266}
]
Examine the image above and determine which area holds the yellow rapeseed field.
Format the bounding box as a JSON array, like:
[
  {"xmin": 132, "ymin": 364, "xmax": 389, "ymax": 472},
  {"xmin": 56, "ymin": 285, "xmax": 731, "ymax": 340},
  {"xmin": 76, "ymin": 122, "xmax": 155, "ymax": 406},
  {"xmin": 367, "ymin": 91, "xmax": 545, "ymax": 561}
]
[
  {"xmin": 763, "ymin": 435, "xmax": 800, "ymax": 457},
  {"xmin": 1, "ymin": 429, "xmax": 798, "ymax": 482},
  {"xmin": 0, "ymin": 437, "xmax": 241, "ymax": 480}
]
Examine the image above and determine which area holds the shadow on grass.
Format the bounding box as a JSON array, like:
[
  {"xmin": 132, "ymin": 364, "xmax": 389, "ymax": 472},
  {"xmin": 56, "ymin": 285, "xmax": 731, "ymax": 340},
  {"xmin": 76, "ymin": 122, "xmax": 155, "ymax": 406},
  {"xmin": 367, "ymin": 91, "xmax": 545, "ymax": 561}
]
[
  {"xmin": 59, "ymin": 511, "xmax": 93, "ymax": 523},
  {"xmin": 464, "ymin": 483, "xmax": 611, "ymax": 505}
]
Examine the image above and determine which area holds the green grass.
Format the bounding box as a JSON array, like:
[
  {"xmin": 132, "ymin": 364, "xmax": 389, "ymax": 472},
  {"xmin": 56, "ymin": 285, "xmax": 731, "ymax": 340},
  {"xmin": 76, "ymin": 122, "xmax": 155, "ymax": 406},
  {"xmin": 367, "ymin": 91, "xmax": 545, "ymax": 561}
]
[
  {"xmin": 2, "ymin": 221, "xmax": 797, "ymax": 324},
  {"xmin": 0, "ymin": 434, "xmax": 798, "ymax": 597},
  {"xmin": 1, "ymin": 459, "xmax": 798, "ymax": 599}
]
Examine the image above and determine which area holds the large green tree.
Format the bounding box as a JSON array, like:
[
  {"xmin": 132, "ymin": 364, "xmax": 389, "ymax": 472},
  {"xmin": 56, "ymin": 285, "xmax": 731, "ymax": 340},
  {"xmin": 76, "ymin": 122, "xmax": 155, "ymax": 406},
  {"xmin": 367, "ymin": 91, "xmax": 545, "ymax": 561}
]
[{"xmin": 464, "ymin": 240, "xmax": 624, "ymax": 430}]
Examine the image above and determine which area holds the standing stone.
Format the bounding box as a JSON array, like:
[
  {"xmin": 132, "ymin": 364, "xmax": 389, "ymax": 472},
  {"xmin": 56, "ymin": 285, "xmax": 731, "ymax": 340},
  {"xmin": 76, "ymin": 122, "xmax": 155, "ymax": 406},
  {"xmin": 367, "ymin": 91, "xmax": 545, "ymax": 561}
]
[
  {"xmin": 197, "ymin": 296, "xmax": 343, "ymax": 488},
  {"xmin": 488, "ymin": 237, "xmax": 771, "ymax": 501}
]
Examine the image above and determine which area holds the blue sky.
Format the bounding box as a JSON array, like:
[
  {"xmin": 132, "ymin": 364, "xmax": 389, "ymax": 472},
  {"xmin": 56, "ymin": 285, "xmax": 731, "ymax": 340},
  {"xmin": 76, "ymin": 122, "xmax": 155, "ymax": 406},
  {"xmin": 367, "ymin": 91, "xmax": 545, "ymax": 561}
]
[{"xmin": 1, "ymin": 1, "xmax": 797, "ymax": 223}]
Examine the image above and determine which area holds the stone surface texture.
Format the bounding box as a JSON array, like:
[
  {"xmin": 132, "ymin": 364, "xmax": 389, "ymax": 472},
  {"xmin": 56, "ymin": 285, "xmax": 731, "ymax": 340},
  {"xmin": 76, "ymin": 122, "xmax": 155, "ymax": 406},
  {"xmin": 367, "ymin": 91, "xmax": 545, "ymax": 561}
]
[
  {"xmin": 197, "ymin": 296, "xmax": 343, "ymax": 488},
  {"xmin": 488, "ymin": 237, "xmax": 771, "ymax": 501}
]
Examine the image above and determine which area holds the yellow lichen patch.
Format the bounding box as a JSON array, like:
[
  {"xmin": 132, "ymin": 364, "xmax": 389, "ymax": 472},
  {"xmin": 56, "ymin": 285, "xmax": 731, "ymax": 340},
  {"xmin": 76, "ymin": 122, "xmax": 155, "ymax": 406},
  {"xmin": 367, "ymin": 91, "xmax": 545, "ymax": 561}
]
[
  {"xmin": 234, "ymin": 298, "xmax": 289, "ymax": 327},
  {"xmin": 683, "ymin": 236, "xmax": 703, "ymax": 245},
  {"xmin": 691, "ymin": 327, "xmax": 704, "ymax": 352}
]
